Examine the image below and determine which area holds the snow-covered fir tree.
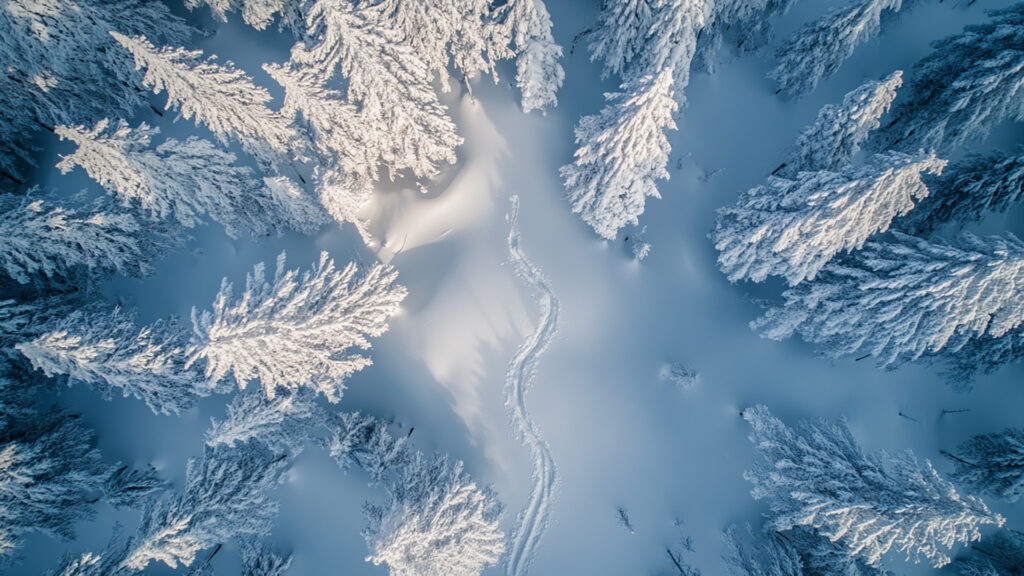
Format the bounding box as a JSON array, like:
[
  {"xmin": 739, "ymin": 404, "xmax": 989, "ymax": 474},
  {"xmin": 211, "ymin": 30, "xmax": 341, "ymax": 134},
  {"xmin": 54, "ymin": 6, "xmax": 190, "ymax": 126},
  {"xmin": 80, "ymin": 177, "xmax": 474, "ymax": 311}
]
[
  {"xmin": 361, "ymin": 0, "xmax": 503, "ymax": 91},
  {"xmin": 0, "ymin": 89, "xmax": 36, "ymax": 188},
  {"xmin": 755, "ymin": 232, "xmax": 1024, "ymax": 368},
  {"xmin": 104, "ymin": 464, "xmax": 167, "ymax": 509},
  {"xmin": 110, "ymin": 33, "xmax": 300, "ymax": 174},
  {"xmin": 294, "ymin": 0, "xmax": 462, "ymax": 179},
  {"xmin": 363, "ymin": 452, "xmax": 504, "ymax": 576},
  {"xmin": 944, "ymin": 428, "xmax": 1024, "ymax": 504},
  {"xmin": 724, "ymin": 524, "xmax": 892, "ymax": 576},
  {"xmin": 787, "ymin": 526, "xmax": 893, "ymax": 576},
  {"xmin": 743, "ymin": 405, "xmax": 1004, "ymax": 568},
  {"xmin": 189, "ymin": 251, "xmax": 406, "ymax": 402},
  {"xmin": 714, "ymin": 151, "xmax": 944, "ymax": 285},
  {"xmin": 587, "ymin": 0, "xmax": 656, "ymax": 80},
  {"xmin": 633, "ymin": 0, "xmax": 713, "ymax": 94},
  {"xmin": 577, "ymin": 0, "xmax": 802, "ymax": 237},
  {"xmin": 240, "ymin": 541, "xmax": 292, "ymax": 576},
  {"xmin": 206, "ymin": 389, "xmax": 317, "ymax": 454},
  {"xmin": 899, "ymin": 150, "xmax": 1024, "ymax": 235},
  {"xmin": 937, "ymin": 326, "xmax": 1024, "ymax": 390},
  {"xmin": 777, "ymin": 71, "xmax": 903, "ymax": 178},
  {"xmin": 56, "ymin": 120, "xmax": 324, "ymax": 238},
  {"xmin": 770, "ymin": 0, "xmax": 903, "ymax": 97},
  {"xmin": 0, "ymin": 0, "xmax": 191, "ymax": 124},
  {"xmin": 0, "ymin": 394, "xmax": 110, "ymax": 556},
  {"xmin": 324, "ymin": 411, "xmax": 410, "ymax": 485},
  {"xmin": 50, "ymin": 550, "xmax": 128, "ymax": 576},
  {"xmin": 723, "ymin": 524, "xmax": 803, "ymax": 576},
  {"xmin": 0, "ymin": 296, "xmax": 74, "ymax": 358},
  {"xmin": 184, "ymin": 0, "xmax": 304, "ymax": 35},
  {"xmin": 312, "ymin": 167, "xmax": 374, "ymax": 241},
  {"xmin": 260, "ymin": 175, "xmax": 330, "ymax": 236},
  {"xmin": 263, "ymin": 62, "xmax": 372, "ymax": 178},
  {"xmin": 16, "ymin": 308, "xmax": 203, "ymax": 416},
  {"xmin": 0, "ymin": 0, "xmax": 191, "ymax": 185},
  {"xmin": 881, "ymin": 4, "xmax": 1024, "ymax": 152},
  {"xmin": 121, "ymin": 442, "xmax": 287, "ymax": 570},
  {"xmin": 955, "ymin": 529, "xmax": 1024, "ymax": 576},
  {"xmin": 588, "ymin": 0, "xmax": 712, "ymax": 93},
  {"xmin": 495, "ymin": 0, "xmax": 564, "ymax": 112},
  {"xmin": 561, "ymin": 69, "xmax": 677, "ymax": 240},
  {"xmin": 0, "ymin": 192, "xmax": 158, "ymax": 285}
]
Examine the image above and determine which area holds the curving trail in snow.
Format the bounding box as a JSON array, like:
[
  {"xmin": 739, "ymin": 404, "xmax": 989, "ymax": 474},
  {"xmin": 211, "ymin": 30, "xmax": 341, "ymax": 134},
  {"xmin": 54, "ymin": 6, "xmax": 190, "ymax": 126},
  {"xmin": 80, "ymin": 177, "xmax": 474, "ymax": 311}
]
[{"xmin": 504, "ymin": 195, "xmax": 559, "ymax": 576}]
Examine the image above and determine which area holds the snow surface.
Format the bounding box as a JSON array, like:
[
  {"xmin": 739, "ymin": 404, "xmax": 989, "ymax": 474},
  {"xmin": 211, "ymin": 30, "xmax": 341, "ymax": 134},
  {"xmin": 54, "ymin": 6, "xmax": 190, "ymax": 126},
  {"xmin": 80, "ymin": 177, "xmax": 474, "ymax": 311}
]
[{"xmin": 12, "ymin": 1, "xmax": 1024, "ymax": 575}]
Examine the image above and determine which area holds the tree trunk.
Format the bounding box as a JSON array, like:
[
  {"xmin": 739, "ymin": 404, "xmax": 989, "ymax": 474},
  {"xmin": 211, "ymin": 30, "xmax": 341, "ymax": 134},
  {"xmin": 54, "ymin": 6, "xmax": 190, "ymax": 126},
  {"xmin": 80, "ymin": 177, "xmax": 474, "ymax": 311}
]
[
  {"xmin": 666, "ymin": 548, "xmax": 686, "ymax": 575},
  {"xmin": 940, "ymin": 449, "xmax": 977, "ymax": 468}
]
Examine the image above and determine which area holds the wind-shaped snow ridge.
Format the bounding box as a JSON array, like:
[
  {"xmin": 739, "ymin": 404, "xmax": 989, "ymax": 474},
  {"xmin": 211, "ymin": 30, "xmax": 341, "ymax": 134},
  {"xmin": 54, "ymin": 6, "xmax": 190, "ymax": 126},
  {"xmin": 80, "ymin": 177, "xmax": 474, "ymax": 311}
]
[{"xmin": 504, "ymin": 195, "xmax": 559, "ymax": 576}]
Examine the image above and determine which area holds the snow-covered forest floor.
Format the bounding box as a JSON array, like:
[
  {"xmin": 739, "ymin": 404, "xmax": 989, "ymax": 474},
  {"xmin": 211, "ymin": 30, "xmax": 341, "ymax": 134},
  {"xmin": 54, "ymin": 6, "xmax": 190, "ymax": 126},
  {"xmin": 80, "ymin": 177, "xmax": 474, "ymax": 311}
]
[{"xmin": 8, "ymin": 0, "xmax": 1024, "ymax": 575}]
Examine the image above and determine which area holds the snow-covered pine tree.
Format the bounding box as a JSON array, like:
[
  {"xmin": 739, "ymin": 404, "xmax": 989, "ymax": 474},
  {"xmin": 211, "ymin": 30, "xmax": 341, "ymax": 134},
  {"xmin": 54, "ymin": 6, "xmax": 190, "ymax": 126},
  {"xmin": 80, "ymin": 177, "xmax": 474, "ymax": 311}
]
[
  {"xmin": 0, "ymin": 376, "xmax": 34, "ymax": 435},
  {"xmin": 294, "ymin": 0, "xmax": 462, "ymax": 179},
  {"xmin": 770, "ymin": 0, "xmax": 903, "ymax": 97},
  {"xmin": 561, "ymin": 69, "xmax": 677, "ymax": 240},
  {"xmin": 588, "ymin": 0, "xmax": 712, "ymax": 90},
  {"xmin": 105, "ymin": 464, "xmax": 167, "ymax": 509},
  {"xmin": 777, "ymin": 71, "xmax": 903, "ymax": 178},
  {"xmin": 323, "ymin": 411, "xmax": 410, "ymax": 485},
  {"xmin": 899, "ymin": 150, "xmax": 1024, "ymax": 235},
  {"xmin": 881, "ymin": 4, "xmax": 1024, "ymax": 152},
  {"xmin": 110, "ymin": 33, "xmax": 300, "ymax": 175},
  {"xmin": 312, "ymin": 167, "xmax": 374, "ymax": 241},
  {"xmin": 206, "ymin": 389, "xmax": 317, "ymax": 454},
  {"xmin": 0, "ymin": 296, "xmax": 74, "ymax": 359},
  {"xmin": 184, "ymin": 0, "xmax": 304, "ymax": 35},
  {"xmin": 785, "ymin": 526, "xmax": 894, "ymax": 576},
  {"xmin": 496, "ymin": 0, "xmax": 564, "ymax": 113},
  {"xmin": 955, "ymin": 529, "xmax": 1024, "ymax": 576},
  {"xmin": 121, "ymin": 442, "xmax": 287, "ymax": 571},
  {"xmin": 0, "ymin": 395, "xmax": 111, "ymax": 556},
  {"xmin": 0, "ymin": 192, "xmax": 159, "ymax": 285},
  {"xmin": 572, "ymin": 1, "xmax": 722, "ymax": 237},
  {"xmin": 587, "ymin": 0, "xmax": 657, "ymax": 80},
  {"xmin": 0, "ymin": 0, "xmax": 191, "ymax": 184},
  {"xmin": 0, "ymin": 86, "xmax": 39, "ymax": 188},
  {"xmin": 240, "ymin": 541, "xmax": 292, "ymax": 576},
  {"xmin": 189, "ymin": 251, "xmax": 406, "ymax": 402},
  {"xmin": 362, "ymin": 0, "xmax": 503, "ymax": 91},
  {"xmin": 260, "ymin": 175, "xmax": 331, "ymax": 236},
  {"xmin": 944, "ymin": 428, "xmax": 1024, "ymax": 504},
  {"xmin": 743, "ymin": 405, "xmax": 1004, "ymax": 568},
  {"xmin": 634, "ymin": 0, "xmax": 713, "ymax": 94},
  {"xmin": 363, "ymin": 452, "xmax": 504, "ymax": 576},
  {"xmin": 50, "ymin": 549, "xmax": 129, "ymax": 576},
  {"xmin": 723, "ymin": 524, "xmax": 804, "ymax": 576},
  {"xmin": 723, "ymin": 524, "xmax": 892, "ymax": 576},
  {"xmin": 937, "ymin": 326, "xmax": 1024, "ymax": 390},
  {"xmin": 714, "ymin": 151, "xmax": 944, "ymax": 285},
  {"xmin": 16, "ymin": 308, "xmax": 203, "ymax": 416},
  {"xmin": 57, "ymin": 120, "xmax": 324, "ymax": 238},
  {"xmin": 755, "ymin": 232, "xmax": 1024, "ymax": 368},
  {"xmin": 263, "ymin": 62, "xmax": 372, "ymax": 178}
]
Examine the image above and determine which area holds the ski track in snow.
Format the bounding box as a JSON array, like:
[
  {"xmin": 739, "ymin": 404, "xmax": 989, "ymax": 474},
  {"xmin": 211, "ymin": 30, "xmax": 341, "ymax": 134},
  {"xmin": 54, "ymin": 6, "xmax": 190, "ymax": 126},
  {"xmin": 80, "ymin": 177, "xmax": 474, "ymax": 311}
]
[{"xmin": 504, "ymin": 195, "xmax": 559, "ymax": 576}]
